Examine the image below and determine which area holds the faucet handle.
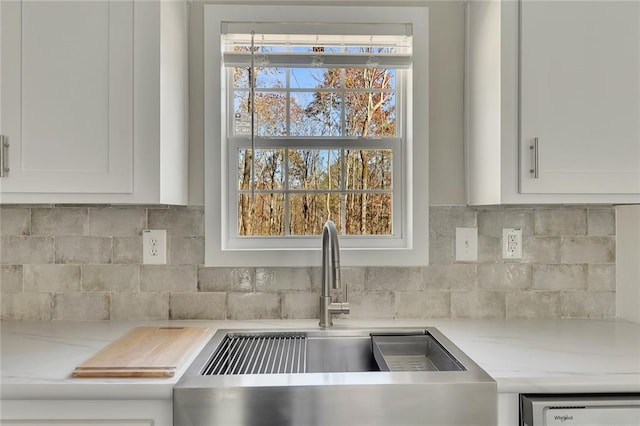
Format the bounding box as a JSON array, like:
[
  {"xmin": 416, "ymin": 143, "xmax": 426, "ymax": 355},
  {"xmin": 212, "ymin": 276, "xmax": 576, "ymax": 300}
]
[{"xmin": 328, "ymin": 302, "xmax": 350, "ymax": 315}]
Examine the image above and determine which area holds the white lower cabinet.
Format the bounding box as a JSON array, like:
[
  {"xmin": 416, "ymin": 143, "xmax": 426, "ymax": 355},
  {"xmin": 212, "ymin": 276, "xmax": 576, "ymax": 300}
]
[
  {"xmin": 0, "ymin": 400, "xmax": 172, "ymax": 426},
  {"xmin": 497, "ymin": 393, "xmax": 520, "ymax": 426}
]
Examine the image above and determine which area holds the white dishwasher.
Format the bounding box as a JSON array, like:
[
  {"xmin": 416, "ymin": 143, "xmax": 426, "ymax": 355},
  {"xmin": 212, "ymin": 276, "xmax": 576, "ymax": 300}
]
[{"xmin": 520, "ymin": 394, "xmax": 640, "ymax": 426}]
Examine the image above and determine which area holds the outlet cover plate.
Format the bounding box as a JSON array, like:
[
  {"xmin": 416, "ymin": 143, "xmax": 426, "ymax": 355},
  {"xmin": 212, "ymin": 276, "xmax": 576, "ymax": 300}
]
[
  {"xmin": 455, "ymin": 227, "xmax": 478, "ymax": 262},
  {"xmin": 143, "ymin": 229, "xmax": 167, "ymax": 264},
  {"xmin": 502, "ymin": 228, "xmax": 523, "ymax": 259}
]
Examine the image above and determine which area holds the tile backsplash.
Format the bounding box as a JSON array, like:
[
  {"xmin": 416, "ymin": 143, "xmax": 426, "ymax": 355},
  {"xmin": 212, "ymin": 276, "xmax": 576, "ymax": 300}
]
[{"xmin": 0, "ymin": 205, "xmax": 615, "ymax": 321}]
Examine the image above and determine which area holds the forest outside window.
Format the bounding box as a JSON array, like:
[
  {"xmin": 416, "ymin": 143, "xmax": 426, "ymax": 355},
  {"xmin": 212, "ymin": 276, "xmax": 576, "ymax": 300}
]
[
  {"xmin": 204, "ymin": 5, "xmax": 429, "ymax": 266},
  {"xmin": 227, "ymin": 30, "xmax": 406, "ymax": 241}
]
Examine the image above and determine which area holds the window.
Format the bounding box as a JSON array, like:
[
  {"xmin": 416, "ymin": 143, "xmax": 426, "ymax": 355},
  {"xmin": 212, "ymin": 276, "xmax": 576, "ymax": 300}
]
[{"xmin": 205, "ymin": 4, "xmax": 429, "ymax": 267}]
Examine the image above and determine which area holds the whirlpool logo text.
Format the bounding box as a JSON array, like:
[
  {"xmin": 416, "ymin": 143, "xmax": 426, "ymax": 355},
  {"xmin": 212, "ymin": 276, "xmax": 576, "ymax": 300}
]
[{"xmin": 554, "ymin": 415, "xmax": 574, "ymax": 422}]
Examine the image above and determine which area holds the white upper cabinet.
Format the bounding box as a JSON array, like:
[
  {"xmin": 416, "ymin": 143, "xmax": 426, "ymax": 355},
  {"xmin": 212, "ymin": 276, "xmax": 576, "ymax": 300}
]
[
  {"xmin": 0, "ymin": 0, "xmax": 188, "ymax": 205},
  {"xmin": 466, "ymin": 0, "xmax": 640, "ymax": 205}
]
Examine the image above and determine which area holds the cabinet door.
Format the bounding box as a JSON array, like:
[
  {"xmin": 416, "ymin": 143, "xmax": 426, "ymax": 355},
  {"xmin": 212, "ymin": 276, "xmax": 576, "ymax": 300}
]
[
  {"xmin": 519, "ymin": 0, "xmax": 640, "ymax": 194},
  {"xmin": 1, "ymin": 400, "xmax": 171, "ymax": 426},
  {"xmin": 0, "ymin": 0, "xmax": 133, "ymax": 194}
]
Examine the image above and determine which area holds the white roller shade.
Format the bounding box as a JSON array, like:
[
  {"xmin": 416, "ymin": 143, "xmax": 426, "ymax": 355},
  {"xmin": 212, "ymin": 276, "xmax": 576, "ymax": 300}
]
[{"xmin": 221, "ymin": 22, "xmax": 413, "ymax": 69}]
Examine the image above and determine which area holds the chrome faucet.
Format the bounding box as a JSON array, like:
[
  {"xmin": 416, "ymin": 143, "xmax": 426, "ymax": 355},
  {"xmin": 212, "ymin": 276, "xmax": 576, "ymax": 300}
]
[{"xmin": 319, "ymin": 220, "xmax": 350, "ymax": 328}]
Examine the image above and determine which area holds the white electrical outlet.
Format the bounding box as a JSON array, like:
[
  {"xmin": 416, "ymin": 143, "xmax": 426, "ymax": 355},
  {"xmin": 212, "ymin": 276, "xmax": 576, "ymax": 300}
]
[
  {"xmin": 502, "ymin": 228, "xmax": 523, "ymax": 259},
  {"xmin": 143, "ymin": 229, "xmax": 167, "ymax": 264},
  {"xmin": 455, "ymin": 227, "xmax": 478, "ymax": 262}
]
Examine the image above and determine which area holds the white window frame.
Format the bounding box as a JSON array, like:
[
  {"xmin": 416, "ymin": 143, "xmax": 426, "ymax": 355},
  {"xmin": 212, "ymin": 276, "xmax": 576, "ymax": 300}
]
[{"xmin": 205, "ymin": 4, "xmax": 429, "ymax": 267}]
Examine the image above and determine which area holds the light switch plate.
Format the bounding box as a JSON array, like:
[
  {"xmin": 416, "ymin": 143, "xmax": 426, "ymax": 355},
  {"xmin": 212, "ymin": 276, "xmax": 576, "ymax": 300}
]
[
  {"xmin": 143, "ymin": 229, "xmax": 167, "ymax": 264},
  {"xmin": 455, "ymin": 227, "xmax": 478, "ymax": 262},
  {"xmin": 502, "ymin": 228, "xmax": 523, "ymax": 259}
]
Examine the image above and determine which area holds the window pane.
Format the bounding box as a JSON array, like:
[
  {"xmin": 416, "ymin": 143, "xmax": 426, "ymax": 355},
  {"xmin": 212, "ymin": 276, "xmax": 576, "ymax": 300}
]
[
  {"xmin": 256, "ymin": 67, "xmax": 286, "ymax": 88},
  {"xmin": 233, "ymin": 67, "xmax": 249, "ymax": 88},
  {"xmin": 289, "ymin": 193, "xmax": 341, "ymax": 235},
  {"xmin": 290, "ymin": 92, "xmax": 341, "ymax": 136},
  {"xmin": 238, "ymin": 193, "xmax": 285, "ymax": 236},
  {"xmin": 233, "ymin": 91, "xmax": 287, "ymax": 136},
  {"xmin": 290, "ymin": 68, "xmax": 341, "ymax": 89},
  {"xmin": 345, "ymin": 149, "xmax": 392, "ymax": 190},
  {"xmin": 233, "ymin": 67, "xmax": 286, "ymax": 89},
  {"xmin": 344, "ymin": 92, "xmax": 396, "ymax": 137},
  {"xmin": 288, "ymin": 149, "xmax": 340, "ymax": 190},
  {"xmin": 255, "ymin": 91, "xmax": 287, "ymax": 136},
  {"xmin": 345, "ymin": 68, "xmax": 396, "ymax": 90},
  {"xmin": 345, "ymin": 193, "xmax": 392, "ymax": 235},
  {"xmin": 238, "ymin": 149, "xmax": 285, "ymax": 190}
]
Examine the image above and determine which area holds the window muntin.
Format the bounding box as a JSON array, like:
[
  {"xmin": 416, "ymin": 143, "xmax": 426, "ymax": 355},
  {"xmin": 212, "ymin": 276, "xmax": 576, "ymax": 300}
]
[{"xmin": 226, "ymin": 37, "xmax": 406, "ymax": 240}]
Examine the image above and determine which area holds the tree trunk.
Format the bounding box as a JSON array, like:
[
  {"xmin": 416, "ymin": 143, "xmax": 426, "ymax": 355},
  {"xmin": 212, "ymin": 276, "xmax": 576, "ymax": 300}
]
[
  {"xmin": 240, "ymin": 149, "xmax": 252, "ymax": 235},
  {"xmin": 360, "ymin": 150, "xmax": 369, "ymax": 234}
]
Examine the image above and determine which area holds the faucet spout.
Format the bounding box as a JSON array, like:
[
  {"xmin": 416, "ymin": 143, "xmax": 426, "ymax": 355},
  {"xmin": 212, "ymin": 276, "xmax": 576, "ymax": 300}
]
[{"xmin": 319, "ymin": 220, "xmax": 350, "ymax": 328}]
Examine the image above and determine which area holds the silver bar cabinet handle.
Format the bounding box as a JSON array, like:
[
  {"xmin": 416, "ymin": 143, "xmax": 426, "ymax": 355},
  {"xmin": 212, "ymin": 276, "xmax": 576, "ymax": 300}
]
[
  {"xmin": 0, "ymin": 135, "xmax": 8, "ymax": 178},
  {"xmin": 529, "ymin": 137, "xmax": 539, "ymax": 178}
]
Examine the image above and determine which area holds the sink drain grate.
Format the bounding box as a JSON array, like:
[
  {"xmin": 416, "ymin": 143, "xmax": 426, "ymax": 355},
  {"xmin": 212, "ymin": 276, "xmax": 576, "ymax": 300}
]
[{"xmin": 201, "ymin": 333, "xmax": 307, "ymax": 375}]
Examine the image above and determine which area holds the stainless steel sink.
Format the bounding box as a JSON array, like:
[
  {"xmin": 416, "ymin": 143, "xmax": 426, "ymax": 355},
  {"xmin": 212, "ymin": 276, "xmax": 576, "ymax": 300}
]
[
  {"xmin": 174, "ymin": 328, "xmax": 496, "ymax": 425},
  {"xmin": 306, "ymin": 336, "xmax": 379, "ymax": 373}
]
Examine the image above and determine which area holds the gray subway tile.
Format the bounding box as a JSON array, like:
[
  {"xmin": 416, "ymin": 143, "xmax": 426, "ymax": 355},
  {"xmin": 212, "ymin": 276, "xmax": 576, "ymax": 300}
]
[
  {"xmin": 31, "ymin": 208, "xmax": 88, "ymax": 236},
  {"xmin": 534, "ymin": 208, "xmax": 587, "ymax": 236},
  {"xmin": 587, "ymin": 208, "xmax": 615, "ymax": 236},
  {"xmin": 1, "ymin": 292, "xmax": 52, "ymax": 320},
  {"xmin": 198, "ymin": 267, "xmax": 253, "ymax": 292},
  {"xmin": 587, "ymin": 264, "xmax": 616, "ymax": 291},
  {"xmin": 256, "ymin": 267, "xmax": 313, "ymax": 292},
  {"xmin": 148, "ymin": 207, "xmax": 204, "ymax": 236},
  {"xmin": 394, "ymin": 291, "xmax": 450, "ymax": 319},
  {"xmin": 561, "ymin": 237, "xmax": 615, "ymax": 264},
  {"xmin": 111, "ymin": 292, "xmax": 169, "ymax": 320},
  {"xmin": 347, "ymin": 292, "xmax": 394, "ymax": 319},
  {"xmin": 561, "ymin": 291, "xmax": 615, "ymax": 318},
  {"xmin": 141, "ymin": 265, "xmax": 197, "ymax": 292},
  {"xmin": 282, "ymin": 292, "xmax": 319, "ymax": 319},
  {"xmin": 227, "ymin": 293, "xmax": 281, "ymax": 320},
  {"xmin": 478, "ymin": 236, "xmax": 501, "ymax": 263},
  {"xmin": 0, "ymin": 208, "xmax": 30, "ymax": 236},
  {"xmin": 24, "ymin": 264, "xmax": 81, "ymax": 292},
  {"xmin": 0, "ymin": 236, "xmax": 53, "ymax": 264},
  {"xmin": 170, "ymin": 292, "xmax": 226, "ymax": 320},
  {"xmin": 429, "ymin": 207, "xmax": 476, "ymax": 237},
  {"xmin": 424, "ymin": 264, "xmax": 477, "ymax": 290},
  {"xmin": 522, "ymin": 237, "xmax": 561, "ymax": 263},
  {"xmin": 533, "ymin": 264, "xmax": 587, "ymax": 290},
  {"xmin": 365, "ymin": 267, "xmax": 424, "ymax": 292},
  {"xmin": 113, "ymin": 237, "xmax": 142, "ymax": 264},
  {"xmin": 55, "ymin": 236, "xmax": 112, "ymax": 264},
  {"xmin": 89, "ymin": 207, "xmax": 146, "ymax": 237},
  {"xmin": 478, "ymin": 209, "xmax": 533, "ymax": 237},
  {"xmin": 1, "ymin": 265, "xmax": 23, "ymax": 292},
  {"xmin": 82, "ymin": 265, "xmax": 140, "ymax": 292},
  {"xmin": 451, "ymin": 291, "xmax": 506, "ymax": 319},
  {"xmin": 429, "ymin": 236, "xmax": 454, "ymax": 264},
  {"xmin": 506, "ymin": 291, "xmax": 561, "ymax": 319},
  {"xmin": 53, "ymin": 293, "xmax": 110, "ymax": 321},
  {"xmin": 478, "ymin": 264, "xmax": 532, "ymax": 291},
  {"xmin": 169, "ymin": 236, "xmax": 204, "ymax": 265},
  {"xmin": 339, "ymin": 267, "xmax": 365, "ymax": 292}
]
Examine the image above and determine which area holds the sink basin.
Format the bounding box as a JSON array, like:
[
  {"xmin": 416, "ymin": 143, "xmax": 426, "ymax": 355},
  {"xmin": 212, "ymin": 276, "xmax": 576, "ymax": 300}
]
[
  {"xmin": 306, "ymin": 336, "xmax": 379, "ymax": 372},
  {"xmin": 174, "ymin": 328, "xmax": 496, "ymax": 425}
]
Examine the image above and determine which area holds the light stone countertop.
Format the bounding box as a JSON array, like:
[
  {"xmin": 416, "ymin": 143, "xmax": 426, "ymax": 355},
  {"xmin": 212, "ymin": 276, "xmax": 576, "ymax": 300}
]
[{"xmin": 1, "ymin": 318, "xmax": 639, "ymax": 400}]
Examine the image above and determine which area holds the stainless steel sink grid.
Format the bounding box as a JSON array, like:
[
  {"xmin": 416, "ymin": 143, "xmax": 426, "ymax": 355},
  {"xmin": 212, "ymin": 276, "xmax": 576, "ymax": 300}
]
[
  {"xmin": 202, "ymin": 333, "xmax": 307, "ymax": 375},
  {"xmin": 175, "ymin": 328, "xmax": 497, "ymax": 426}
]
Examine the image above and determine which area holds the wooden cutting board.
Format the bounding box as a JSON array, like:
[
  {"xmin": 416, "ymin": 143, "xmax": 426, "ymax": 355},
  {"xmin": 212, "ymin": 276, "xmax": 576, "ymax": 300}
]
[{"xmin": 73, "ymin": 326, "xmax": 210, "ymax": 378}]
